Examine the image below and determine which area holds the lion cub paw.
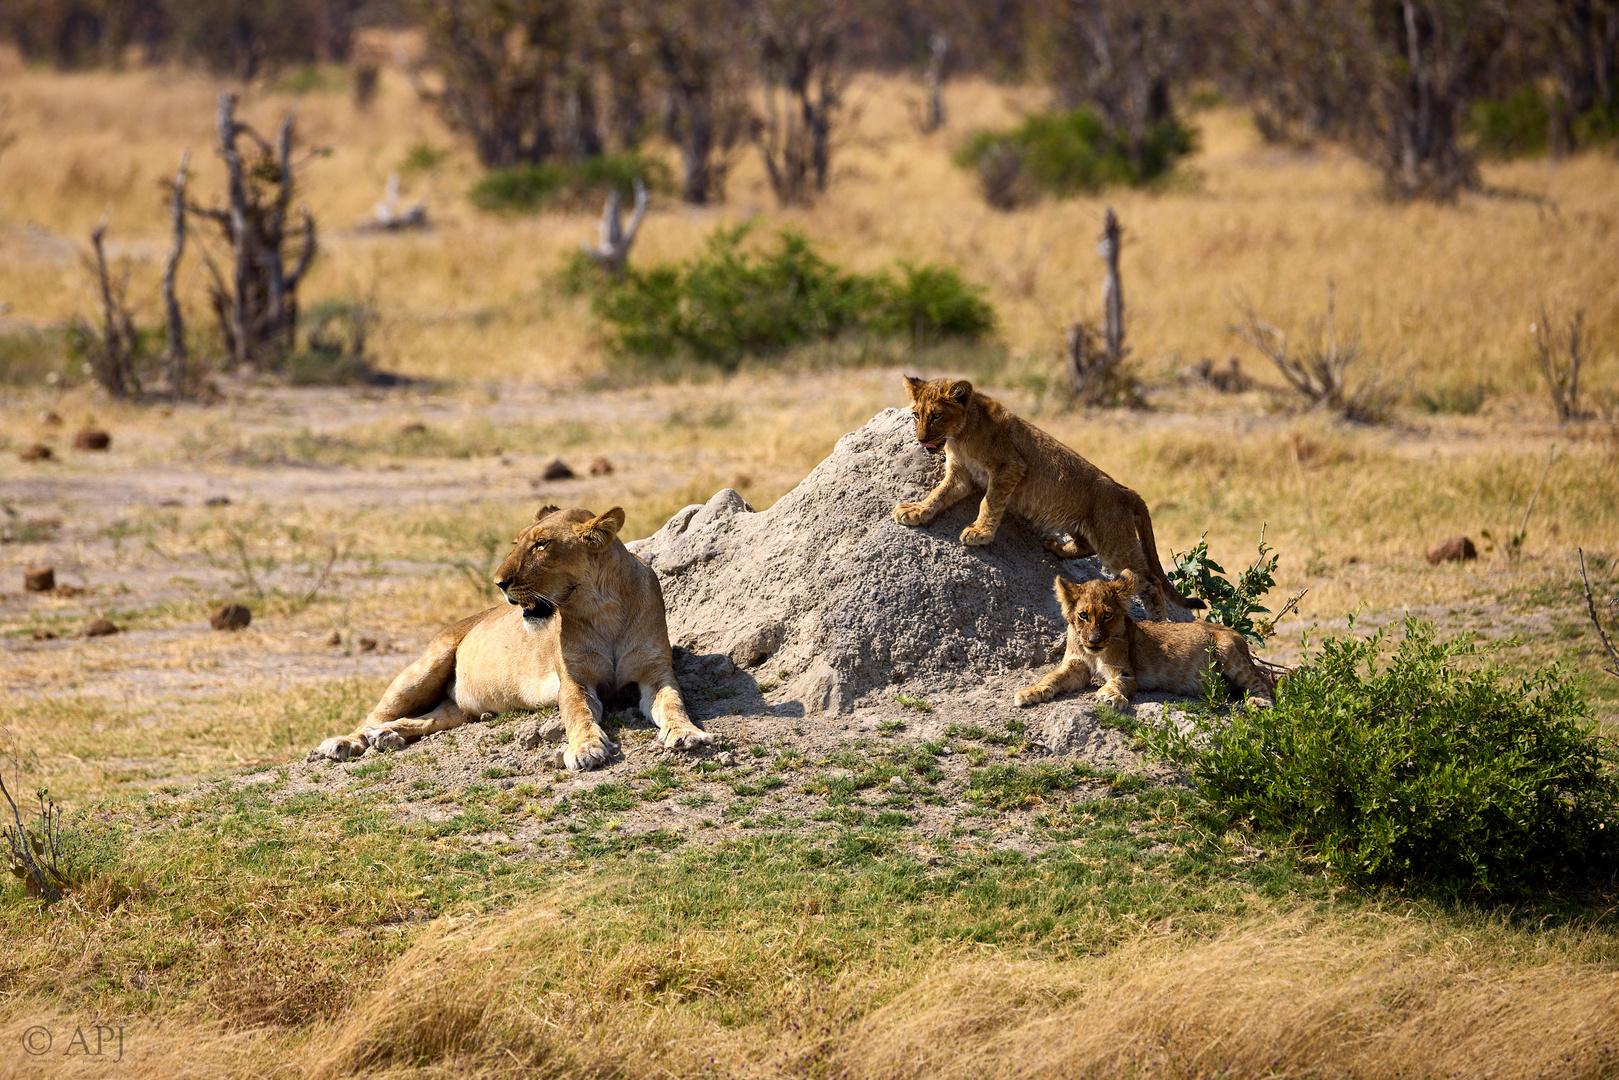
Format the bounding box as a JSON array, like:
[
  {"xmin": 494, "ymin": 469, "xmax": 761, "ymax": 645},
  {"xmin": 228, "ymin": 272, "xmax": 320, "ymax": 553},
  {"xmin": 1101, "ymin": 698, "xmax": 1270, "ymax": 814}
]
[
  {"xmin": 564, "ymin": 728, "xmax": 618, "ymax": 772},
  {"xmin": 1096, "ymin": 687, "xmax": 1132, "ymax": 711},
  {"xmin": 893, "ymin": 502, "xmax": 932, "ymax": 527},
  {"xmin": 960, "ymin": 523, "xmax": 996, "ymax": 546},
  {"xmin": 1014, "ymin": 685, "xmax": 1051, "ymax": 707},
  {"xmin": 309, "ymin": 736, "xmax": 366, "ymax": 762}
]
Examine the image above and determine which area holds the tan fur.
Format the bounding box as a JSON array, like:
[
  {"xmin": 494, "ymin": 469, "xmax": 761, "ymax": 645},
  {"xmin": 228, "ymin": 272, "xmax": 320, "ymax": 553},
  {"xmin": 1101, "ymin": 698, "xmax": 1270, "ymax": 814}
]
[
  {"xmin": 1015, "ymin": 571, "xmax": 1275, "ymax": 710},
  {"xmin": 893, "ymin": 375, "xmax": 1201, "ymax": 620},
  {"xmin": 309, "ymin": 506, "xmax": 715, "ymax": 770}
]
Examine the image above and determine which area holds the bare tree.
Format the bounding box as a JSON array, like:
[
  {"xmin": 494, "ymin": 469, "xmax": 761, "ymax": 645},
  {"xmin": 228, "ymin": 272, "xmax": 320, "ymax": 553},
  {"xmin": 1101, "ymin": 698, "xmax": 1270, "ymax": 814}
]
[
  {"xmin": 187, "ymin": 93, "xmax": 317, "ymax": 371},
  {"xmin": 1233, "ymin": 282, "xmax": 1404, "ymax": 423},
  {"xmin": 161, "ymin": 150, "xmax": 189, "ymax": 400},
  {"xmin": 1066, "ymin": 208, "xmax": 1142, "ymax": 406},
  {"xmin": 581, "ymin": 179, "xmax": 647, "ymax": 276},
  {"xmin": 1532, "ymin": 307, "xmax": 1586, "ymax": 423},
  {"xmin": 1044, "ymin": 0, "xmax": 1185, "ymax": 171},
  {"xmin": 80, "ymin": 208, "xmax": 141, "ymax": 399},
  {"xmin": 752, "ymin": 0, "xmax": 850, "ymax": 205},
  {"xmin": 1578, "ymin": 548, "xmax": 1619, "ymax": 680},
  {"xmin": 920, "ymin": 32, "xmax": 948, "ymax": 132},
  {"xmin": 646, "ymin": 0, "xmax": 750, "ymax": 203}
]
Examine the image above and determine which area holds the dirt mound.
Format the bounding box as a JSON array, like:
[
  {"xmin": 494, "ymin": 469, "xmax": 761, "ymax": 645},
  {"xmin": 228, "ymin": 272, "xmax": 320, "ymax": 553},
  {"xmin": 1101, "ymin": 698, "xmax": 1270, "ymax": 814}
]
[{"xmin": 629, "ymin": 407, "xmax": 1129, "ymax": 713}]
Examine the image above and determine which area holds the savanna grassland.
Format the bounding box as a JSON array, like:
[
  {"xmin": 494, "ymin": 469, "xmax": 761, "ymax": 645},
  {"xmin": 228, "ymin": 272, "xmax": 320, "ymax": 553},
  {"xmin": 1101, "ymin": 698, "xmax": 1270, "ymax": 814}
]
[{"xmin": 2, "ymin": 37, "xmax": 1619, "ymax": 1078}]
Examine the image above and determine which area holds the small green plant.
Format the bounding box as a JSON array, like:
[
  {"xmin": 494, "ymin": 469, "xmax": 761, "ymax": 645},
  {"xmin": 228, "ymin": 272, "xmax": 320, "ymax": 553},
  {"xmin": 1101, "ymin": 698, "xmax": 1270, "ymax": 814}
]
[
  {"xmin": 2, "ymin": 775, "xmax": 68, "ymax": 901},
  {"xmin": 894, "ymin": 693, "xmax": 932, "ymax": 713},
  {"xmin": 400, "ymin": 141, "xmax": 451, "ymax": 174},
  {"xmin": 584, "ymin": 224, "xmax": 995, "ymax": 369},
  {"xmin": 1146, "ymin": 619, "xmax": 1619, "ymax": 894},
  {"xmin": 1467, "ymin": 85, "xmax": 1549, "ymax": 159},
  {"xmin": 470, "ymin": 153, "xmax": 671, "ymax": 213},
  {"xmin": 954, "ymin": 107, "xmax": 1195, "ymax": 209},
  {"xmin": 1169, "ymin": 530, "xmax": 1282, "ymax": 643},
  {"xmin": 876, "ymin": 719, "xmax": 908, "ymax": 735}
]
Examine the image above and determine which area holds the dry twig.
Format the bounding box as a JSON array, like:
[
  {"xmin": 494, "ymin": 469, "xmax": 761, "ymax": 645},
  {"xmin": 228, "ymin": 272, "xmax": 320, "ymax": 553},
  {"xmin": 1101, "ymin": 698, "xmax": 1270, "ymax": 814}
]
[{"xmin": 1578, "ymin": 549, "xmax": 1619, "ymax": 679}]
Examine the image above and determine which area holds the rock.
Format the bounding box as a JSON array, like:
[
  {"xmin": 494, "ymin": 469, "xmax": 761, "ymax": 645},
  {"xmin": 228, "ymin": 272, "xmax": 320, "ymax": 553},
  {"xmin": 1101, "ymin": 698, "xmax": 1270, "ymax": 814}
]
[
  {"xmin": 357, "ymin": 636, "xmax": 378, "ymax": 652},
  {"xmin": 23, "ymin": 566, "xmax": 55, "ymax": 592},
  {"xmin": 205, "ymin": 495, "xmax": 232, "ymax": 507},
  {"xmin": 324, "ymin": 629, "xmax": 343, "ymax": 647},
  {"xmin": 1426, "ymin": 536, "xmax": 1478, "ymax": 564},
  {"xmin": 209, "ymin": 602, "xmax": 252, "ymax": 631},
  {"xmin": 73, "ymin": 428, "xmax": 111, "ymax": 451},
  {"xmin": 400, "ymin": 421, "xmax": 428, "ymax": 435},
  {"xmin": 1040, "ymin": 709, "xmax": 1136, "ymax": 765},
  {"xmin": 19, "ymin": 443, "xmax": 53, "ymax": 461},
  {"xmin": 515, "ymin": 716, "xmax": 567, "ymax": 749},
  {"xmin": 39, "ymin": 410, "xmax": 62, "ymax": 426},
  {"xmin": 589, "ymin": 456, "xmax": 614, "ymax": 476},
  {"xmin": 542, "ymin": 459, "xmax": 575, "ymax": 480},
  {"xmin": 31, "ymin": 627, "xmax": 57, "ymax": 641},
  {"xmin": 80, "ymin": 617, "xmax": 118, "ymax": 638},
  {"xmin": 628, "ymin": 408, "xmax": 1144, "ymax": 714},
  {"xmin": 716, "ymin": 751, "xmax": 736, "ymax": 767}
]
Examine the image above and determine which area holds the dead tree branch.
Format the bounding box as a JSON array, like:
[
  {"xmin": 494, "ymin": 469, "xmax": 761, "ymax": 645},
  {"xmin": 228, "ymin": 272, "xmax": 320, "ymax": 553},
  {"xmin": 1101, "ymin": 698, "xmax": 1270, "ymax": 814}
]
[
  {"xmin": 1533, "ymin": 307, "xmax": 1586, "ymax": 423},
  {"xmin": 83, "ymin": 207, "xmax": 141, "ymax": 399},
  {"xmin": 1578, "ymin": 548, "xmax": 1619, "ymax": 679},
  {"xmin": 920, "ymin": 32, "xmax": 947, "ymax": 133},
  {"xmin": 1066, "ymin": 207, "xmax": 1141, "ymax": 407},
  {"xmin": 2, "ymin": 771, "xmax": 65, "ymax": 903},
  {"xmin": 162, "ymin": 150, "xmax": 189, "ymax": 401},
  {"xmin": 581, "ymin": 178, "xmax": 648, "ymax": 276}
]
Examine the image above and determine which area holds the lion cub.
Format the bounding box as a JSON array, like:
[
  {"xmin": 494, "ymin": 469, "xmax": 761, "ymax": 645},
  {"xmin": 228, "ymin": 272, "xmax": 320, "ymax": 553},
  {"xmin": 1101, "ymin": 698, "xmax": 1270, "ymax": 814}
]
[
  {"xmin": 1015, "ymin": 572, "xmax": 1275, "ymax": 710},
  {"xmin": 893, "ymin": 375, "xmax": 1201, "ymax": 620}
]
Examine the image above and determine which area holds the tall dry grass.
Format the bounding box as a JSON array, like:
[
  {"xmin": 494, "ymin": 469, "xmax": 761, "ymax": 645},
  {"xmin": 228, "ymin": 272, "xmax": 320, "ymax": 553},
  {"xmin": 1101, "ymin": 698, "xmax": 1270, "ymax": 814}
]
[
  {"xmin": 0, "ymin": 50, "xmax": 1614, "ymax": 396},
  {"xmin": 7, "ymin": 899, "xmax": 1615, "ymax": 1079}
]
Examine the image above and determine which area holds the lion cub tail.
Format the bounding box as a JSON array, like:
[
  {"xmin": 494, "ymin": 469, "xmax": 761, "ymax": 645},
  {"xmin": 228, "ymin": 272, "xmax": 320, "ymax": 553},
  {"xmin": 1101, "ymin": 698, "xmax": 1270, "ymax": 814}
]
[{"xmin": 1129, "ymin": 492, "xmax": 1206, "ymax": 611}]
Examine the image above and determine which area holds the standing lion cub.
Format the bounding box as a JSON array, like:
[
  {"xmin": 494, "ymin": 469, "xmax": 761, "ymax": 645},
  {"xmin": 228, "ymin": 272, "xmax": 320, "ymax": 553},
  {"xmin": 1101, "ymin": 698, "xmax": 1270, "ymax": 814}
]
[
  {"xmin": 1016, "ymin": 572, "xmax": 1275, "ymax": 709},
  {"xmin": 893, "ymin": 375, "xmax": 1202, "ymax": 619}
]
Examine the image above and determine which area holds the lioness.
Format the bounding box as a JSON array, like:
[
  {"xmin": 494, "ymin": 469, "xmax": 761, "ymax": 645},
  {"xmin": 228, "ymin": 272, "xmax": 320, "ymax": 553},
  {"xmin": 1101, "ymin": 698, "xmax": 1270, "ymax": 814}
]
[
  {"xmin": 1015, "ymin": 572, "xmax": 1274, "ymax": 709},
  {"xmin": 893, "ymin": 375, "xmax": 1201, "ymax": 620},
  {"xmin": 308, "ymin": 505, "xmax": 716, "ymax": 770}
]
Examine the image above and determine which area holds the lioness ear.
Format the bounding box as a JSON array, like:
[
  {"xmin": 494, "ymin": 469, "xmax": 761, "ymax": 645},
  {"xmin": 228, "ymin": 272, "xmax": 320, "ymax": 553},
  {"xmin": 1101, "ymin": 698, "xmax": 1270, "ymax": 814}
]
[
  {"xmin": 533, "ymin": 504, "xmax": 561, "ymax": 524},
  {"xmin": 903, "ymin": 374, "xmax": 926, "ymax": 400},
  {"xmin": 948, "ymin": 379, "xmax": 972, "ymax": 404},
  {"xmin": 1113, "ymin": 569, "xmax": 1137, "ymax": 597},
  {"xmin": 575, "ymin": 507, "xmax": 626, "ymax": 549}
]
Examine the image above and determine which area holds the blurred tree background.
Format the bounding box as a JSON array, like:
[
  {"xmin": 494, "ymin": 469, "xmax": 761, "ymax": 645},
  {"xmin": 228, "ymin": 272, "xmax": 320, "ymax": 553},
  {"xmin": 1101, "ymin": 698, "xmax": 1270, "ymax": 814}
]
[{"xmin": 1, "ymin": 0, "xmax": 1614, "ymax": 204}]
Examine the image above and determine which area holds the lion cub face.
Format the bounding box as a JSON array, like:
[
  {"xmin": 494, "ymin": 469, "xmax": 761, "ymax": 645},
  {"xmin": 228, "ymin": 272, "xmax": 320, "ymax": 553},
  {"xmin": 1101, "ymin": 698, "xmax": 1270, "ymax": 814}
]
[
  {"xmin": 903, "ymin": 375, "xmax": 974, "ymax": 454},
  {"xmin": 494, "ymin": 505, "xmax": 625, "ymax": 627},
  {"xmin": 1056, "ymin": 571, "xmax": 1136, "ymax": 653}
]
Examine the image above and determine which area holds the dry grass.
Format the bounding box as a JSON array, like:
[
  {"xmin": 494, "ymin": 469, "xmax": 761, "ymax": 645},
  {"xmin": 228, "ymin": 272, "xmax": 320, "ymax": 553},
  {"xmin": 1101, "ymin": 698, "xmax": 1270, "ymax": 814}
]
[{"xmin": 1, "ymin": 51, "xmax": 1615, "ymax": 399}]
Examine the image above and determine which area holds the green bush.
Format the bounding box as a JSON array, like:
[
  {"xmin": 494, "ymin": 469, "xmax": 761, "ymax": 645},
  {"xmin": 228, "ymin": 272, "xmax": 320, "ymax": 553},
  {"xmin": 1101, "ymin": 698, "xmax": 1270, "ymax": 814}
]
[
  {"xmin": 586, "ymin": 224, "xmax": 995, "ymax": 369},
  {"xmin": 1169, "ymin": 532, "xmax": 1280, "ymax": 643},
  {"xmin": 469, "ymin": 153, "xmax": 672, "ymax": 214},
  {"xmin": 1149, "ymin": 620, "xmax": 1619, "ymax": 895},
  {"xmin": 1468, "ymin": 85, "xmax": 1549, "ymax": 159},
  {"xmin": 955, "ymin": 107, "xmax": 1196, "ymax": 208}
]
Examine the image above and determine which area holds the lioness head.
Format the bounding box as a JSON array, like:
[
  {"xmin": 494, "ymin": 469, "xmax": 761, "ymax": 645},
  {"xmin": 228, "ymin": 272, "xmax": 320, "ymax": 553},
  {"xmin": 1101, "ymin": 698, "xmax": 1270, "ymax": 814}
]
[
  {"xmin": 903, "ymin": 375, "xmax": 974, "ymax": 454},
  {"xmin": 494, "ymin": 505, "xmax": 626, "ymax": 628},
  {"xmin": 1055, "ymin": 571, "xmax": 1136, "ymax": 653}
]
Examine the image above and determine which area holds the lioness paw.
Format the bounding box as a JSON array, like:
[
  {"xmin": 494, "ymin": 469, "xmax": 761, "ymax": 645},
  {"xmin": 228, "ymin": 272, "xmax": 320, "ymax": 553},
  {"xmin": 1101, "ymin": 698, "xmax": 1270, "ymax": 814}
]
[
  {"xmin": 661, "ymin": 726, "xmax": 718, "ymax": 750},
  {"xmin": 1014, "ymin": 685, "xmax": 1050, "ymax": 707},
  {"xmin": 893, "ymin": 502, "xmax": 931, "ymax": 526},
  {"xmin": 309, "ymin": 736, "xmax": 366, "ymax": 762},
  {"xmin": 960, "ymin": 523, "xmax": 995, "ymax": 546},
  {"xmin": 363, "ymin": 727, "xmax": 407, "ymax": 752},
  {"xmin": 564, "ymin": 730, "xmax": 617, "ymax": 771}
]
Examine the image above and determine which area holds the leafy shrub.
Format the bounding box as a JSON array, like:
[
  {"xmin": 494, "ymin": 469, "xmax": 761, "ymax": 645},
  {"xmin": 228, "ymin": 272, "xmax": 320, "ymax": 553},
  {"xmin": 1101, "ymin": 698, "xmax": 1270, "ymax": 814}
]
[
  {"xmin": 1169, "ymin": 533, "xmax": 1281, "ymax": 644},
  {"xmin": 1468, "ymin": 85, "xmax": 1549, "ymax": 159},
  {"xmin": 586, "ymin": 224, "xmax": 995, "ymax": 368},
  {"xmin": 1149, "ymin": 620, "xmax": 1619, "ymax": 894},
  {"xmin": 469, "ymin": 153, "xmax": 672, "ymax": 214},
  {"xmin": 955, "ymin": 107, "xmax": 1196, "ymax": 208}
]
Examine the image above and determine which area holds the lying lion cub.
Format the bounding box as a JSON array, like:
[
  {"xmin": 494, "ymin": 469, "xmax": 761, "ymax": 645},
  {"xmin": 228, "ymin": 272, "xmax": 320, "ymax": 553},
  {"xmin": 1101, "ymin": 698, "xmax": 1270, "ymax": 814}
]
[
  {"xmin": 1015, "ymin": 572, "xmax": 1275, "ymax": 710},
  {"xmin": 309, "ymin": 505, "xmax": 715, "ymax": 770},
  {"xmin": 894, "ymin": 375, "xmax": 1202, "ymax": 620}
]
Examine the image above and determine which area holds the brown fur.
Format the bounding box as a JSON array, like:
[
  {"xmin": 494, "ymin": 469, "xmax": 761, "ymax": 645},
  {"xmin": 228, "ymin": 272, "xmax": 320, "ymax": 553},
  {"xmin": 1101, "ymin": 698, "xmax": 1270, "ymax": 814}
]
[
  {"xmin": 308, "ymin": 506, "xmax": 715, "ymax": 770},
  {"xmin": 894, "ymin": 375, "xmax": 1202, "ymax": 619},
  {"xmin": 1015, "ymin": 571, "xmax": 1274, "ymax": 709}
]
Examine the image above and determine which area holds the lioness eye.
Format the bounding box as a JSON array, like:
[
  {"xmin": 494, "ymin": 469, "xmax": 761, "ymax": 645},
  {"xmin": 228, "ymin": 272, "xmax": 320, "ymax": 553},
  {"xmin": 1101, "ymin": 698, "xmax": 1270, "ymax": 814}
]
[{"xmin": 928, "ymin": 412, "xmax": 940, "ymax": 422}]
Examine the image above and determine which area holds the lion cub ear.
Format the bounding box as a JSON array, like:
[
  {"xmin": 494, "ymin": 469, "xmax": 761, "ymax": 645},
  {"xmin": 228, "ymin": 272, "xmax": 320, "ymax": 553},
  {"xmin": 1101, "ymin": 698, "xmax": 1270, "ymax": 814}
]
[
  {"xmin": 903, "ymin": 374, "xmax": 926, "ymax": 400},
  {"xmin": 947, "ymin": 379, "xmax": 973, "ymax": 404},
  {"xmin": 1054, "ymin": 576, "xmax": 1083, "ymax": 607},
  {"xmin": 533, "ymin": 504, "xmax": 561, "ymax": 524},
  {"xmin": 1112, "ymin": 570, "xmax": 1137, "ymax": 599},
  {"xmin": 575, "ymin": 507, "xmax": 626, "ymax": 549}
]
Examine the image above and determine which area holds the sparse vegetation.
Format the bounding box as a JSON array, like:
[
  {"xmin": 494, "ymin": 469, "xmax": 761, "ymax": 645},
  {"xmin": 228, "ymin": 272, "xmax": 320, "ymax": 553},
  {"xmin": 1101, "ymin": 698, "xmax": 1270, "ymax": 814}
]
[
  {"xmin": 956, "ymin": 108, "xmax": 1195, "ymax": 208},
  {"xmin": 469, "ymin": 153, "xmax": 671, "ymax": 214}
]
